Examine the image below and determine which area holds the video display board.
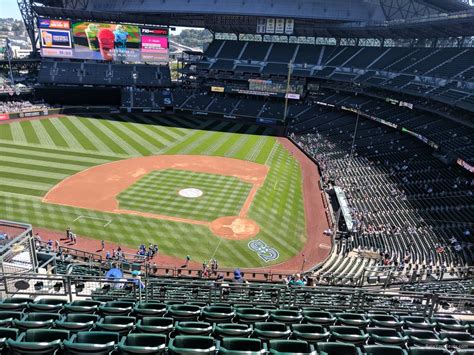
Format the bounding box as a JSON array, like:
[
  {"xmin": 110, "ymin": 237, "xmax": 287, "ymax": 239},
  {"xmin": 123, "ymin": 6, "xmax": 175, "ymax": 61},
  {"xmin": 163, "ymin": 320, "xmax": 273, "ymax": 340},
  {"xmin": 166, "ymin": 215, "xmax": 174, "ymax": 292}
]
[{"xmin": 38, "ymin": 18, "xmax": 169, "ymax": 62}]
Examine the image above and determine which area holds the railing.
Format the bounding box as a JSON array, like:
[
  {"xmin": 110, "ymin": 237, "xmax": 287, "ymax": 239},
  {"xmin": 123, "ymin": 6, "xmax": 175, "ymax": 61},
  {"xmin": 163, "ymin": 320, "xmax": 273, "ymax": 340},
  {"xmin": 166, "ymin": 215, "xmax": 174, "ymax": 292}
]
[{"xmin": 0, "ymin": 272, "xmax": 472, "ymax": 315}]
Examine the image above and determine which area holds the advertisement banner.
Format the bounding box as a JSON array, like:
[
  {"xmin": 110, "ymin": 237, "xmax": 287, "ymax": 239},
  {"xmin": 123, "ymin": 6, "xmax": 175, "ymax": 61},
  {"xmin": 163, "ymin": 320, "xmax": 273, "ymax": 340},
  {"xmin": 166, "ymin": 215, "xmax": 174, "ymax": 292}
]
[
  {"xmin": 40, "ymin": 29, "xmax": 72, "ymax": 48},
  {"xmin": 140, "ymin": 28, "xmax": 169, "ymax": 61},
  {"xmin": 38, "ymin": 18, "xmax": 70, "ymax": 29},
  {"xmin": 0, "ymin": 114, "xmax": 9, "ymax": 121},
  {"xmin": 211, "ymin": 86, "xmax": 225, "ymax": 93},
  {"xmin": 72, "ymin": 21, "xmax": 141, "ymax": 61}
]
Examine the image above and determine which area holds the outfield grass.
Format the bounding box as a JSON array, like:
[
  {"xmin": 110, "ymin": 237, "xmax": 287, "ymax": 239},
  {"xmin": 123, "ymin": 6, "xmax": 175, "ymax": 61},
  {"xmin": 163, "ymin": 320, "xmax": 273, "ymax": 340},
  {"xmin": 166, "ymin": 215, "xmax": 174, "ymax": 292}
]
[
  {"xmin": 0, "ymin": 114, "xmax": 305, "ymax": 267},
  {"xmin": 118, "ymin": 169, "xmax": 253, "ymax": 221}
]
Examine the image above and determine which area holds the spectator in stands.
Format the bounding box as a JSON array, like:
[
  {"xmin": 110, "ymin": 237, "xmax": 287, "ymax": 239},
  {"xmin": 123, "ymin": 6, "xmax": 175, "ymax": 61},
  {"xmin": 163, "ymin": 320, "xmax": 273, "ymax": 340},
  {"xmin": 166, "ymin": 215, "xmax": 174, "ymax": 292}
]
[
  {"xmin": 100, "ymin": 240, "xmax": 105, "ymax": 251},
  {"xmin": 182, "ymin": 255, "xmax": 191, "ymax": 268},
  {"xmin": 232, "ymin": 269, "xmax": 247, "ymax": 284},
  {"xmin": 288, "ymin": 273, "xmax": 305, "ymax": 287}
]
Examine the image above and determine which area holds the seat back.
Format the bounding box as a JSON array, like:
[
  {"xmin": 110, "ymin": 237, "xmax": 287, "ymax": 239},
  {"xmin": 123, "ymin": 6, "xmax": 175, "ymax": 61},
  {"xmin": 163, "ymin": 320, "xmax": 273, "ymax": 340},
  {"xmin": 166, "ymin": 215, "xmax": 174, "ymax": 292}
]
[
  {"xmin": 269, "ymin": 339, "xmax": 311, "ymax": 353},
  {"xmin": 25, "ymin": 329, "xmax": 70, "ymax": 342},
  {"xmin": 221, "ymin": 337, "xmax": 263, "ymax": 351},
  {"xmin": 124, "ymin": 333, "xmax": 167, "ymax": 347},
  {"xmin": 76, "ymin": 331, "xmax": 119, "ymax": 344}
]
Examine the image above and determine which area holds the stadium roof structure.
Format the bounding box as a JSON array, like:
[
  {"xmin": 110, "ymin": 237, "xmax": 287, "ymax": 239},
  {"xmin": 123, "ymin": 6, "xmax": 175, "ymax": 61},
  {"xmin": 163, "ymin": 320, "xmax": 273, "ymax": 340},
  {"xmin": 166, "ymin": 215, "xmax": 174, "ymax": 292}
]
[{"xmin": 20, "ymin": 0, "xmax": 474, "ymax": 53}]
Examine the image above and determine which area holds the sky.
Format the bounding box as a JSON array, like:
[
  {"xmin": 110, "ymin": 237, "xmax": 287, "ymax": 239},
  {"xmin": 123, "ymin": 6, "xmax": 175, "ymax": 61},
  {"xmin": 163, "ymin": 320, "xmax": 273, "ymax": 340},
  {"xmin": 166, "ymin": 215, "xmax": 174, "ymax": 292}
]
[{"xmin": 1, "ymin": 0, "xmax": 22, "ymax": 19}]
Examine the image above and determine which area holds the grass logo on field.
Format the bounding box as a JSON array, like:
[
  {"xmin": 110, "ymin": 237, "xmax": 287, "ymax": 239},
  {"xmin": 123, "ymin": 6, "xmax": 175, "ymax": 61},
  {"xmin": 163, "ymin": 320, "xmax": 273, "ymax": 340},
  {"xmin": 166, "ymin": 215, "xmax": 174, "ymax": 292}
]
[{"xmin": 248, "ymin": 239, "xmax": 279, "ymax": 262}]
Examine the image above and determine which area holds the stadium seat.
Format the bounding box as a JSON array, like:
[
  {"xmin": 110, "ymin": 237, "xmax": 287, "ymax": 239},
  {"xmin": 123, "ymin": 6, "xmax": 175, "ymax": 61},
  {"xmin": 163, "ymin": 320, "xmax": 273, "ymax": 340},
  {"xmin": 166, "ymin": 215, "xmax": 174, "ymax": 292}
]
[
  {"xmin": 201, "ymin": 305, "xmax": 235, "ymax": 323},
  {"xmin": 0, "ymin": 297, "xmax": 32, "ymax": 312},
  {"xmin": 236, "ymin": 308, "xmax": 269, "ymax": 324},
  {"xmin": 253, "ymin": 322, "xmax": 291, "ymax": 341},
  {"xmin": 302, "ymin": 310, "xmax": 336, "ymax": 326},
  {"xmin": 408, "ymin": 348, "xmax": 450, "ymax": 354},
  {"xmin": 291, "ymin": 324, "xmax": 330, "ymax": 343},
  {"xmin": 369, "ymin": 315, "xmax": 404, "ymax": 330},
  {"xmin": 439, "ymin": 331, "xmax": 474, "ymax": 348},
  {"xmin": 213, "ymin": 323, "xmax": 253, "ymax": 339},
  {"xmin": 135, "ymin": 317, "xmax": 174, "ymax": 334},
  {"xmin": 95, "ymin": 316, "xmax": 135, "ymax": 335},
  {"xmin": 133, "ymin": 302, "xmax": 167, "ymax": 318},
  {"xmin": 367, "ymin": 327, "xmax": 408, "ymax": 346},
  {"xmin": 329, "ymin": 325, "xmax": 369, "ymax": 346},
  {"xmin": 168, "ymin": 335, "xmax": 216, "ymax": 354},
  {"xmin": 401, "ymin": 316, "xmax": 436, "ymax": 330},
  {"xmin": 175, "ymin": 321, "xmax": 213, "ymax": 336},
  {"xmin": 13, "ymin": 312, "xmax": 61, "ymax": 331},
  {"xmin": 99, "ymin": 301, "xmax": 134, "ymax": 316},
  {"xmin": 63, "ymin": 331, "xmax": 120, "ymax": 355},
  {"xmin": 64, "ymin": 300, "xmax": 102, "ymax": 314},
  {"xmin": 431, "ymin": 317, "xmax": 468, "ymax": 332},
  {"xmin": 0, "ymin": 327, "xmax": 18, "ymax": 352},
  {"xmin": 7, "ymin": 329, "xmax": 69, "ymax": 355},
  {"xmin": 316, "ymin": 342, "xmax": 362, "ymax": 355},
  {"xmin": 55, "ymin": 314, "xmax": 99, "ymax": 333},
  {"xmin": 336, "ymin": 313, "xmax": 370, "ymax": 328},
  {"xmin": 118, "ymin": 333, "xmax": 167, "ymax": 354},
  {"xmin": 364, "ymin": 345, "xmax": 408, "ymax": 355},
  {"xmin": 167, "ymin": 304, "xmax": 201, "ymax": 321},
  {"xmin": 0, "ymin": 312, "xmax": 23, "ymax": 327},
  {"xmin": 270, "ymin": 310, "xmax": 303, "ymax": 324},
  {"xmin": 219, "ymin": 337, "xmax": 266, "ymax": 354},
  {"xmin": 268, "ymin": 339, "xmax": 315, "ymax": 354},
  {"xmin": 28, "ymin": 298, "xmax": 66, "ymax": 313},
  {"xmin": 404, "ymin": 329, "xmax": 448, "ymax": 347}
]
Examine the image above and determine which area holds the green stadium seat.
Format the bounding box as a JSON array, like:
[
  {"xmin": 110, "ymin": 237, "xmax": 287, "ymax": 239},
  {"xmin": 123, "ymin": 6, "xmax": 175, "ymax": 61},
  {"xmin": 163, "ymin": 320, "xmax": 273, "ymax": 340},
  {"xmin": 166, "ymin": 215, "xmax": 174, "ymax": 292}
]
[
  {"xmin": 404, "ymin": 329, "xmax": 448, "ymax": 347},
  {"xmin": 439, "ymin": 331, "xmax": 474, "ymax": 348},
  {"xmin": 369, "ymin": 315, "xmax": 404, "ymax": 330},
  {"xmin": 202, "ymin": 305, "xmax": 235, "ymax": 323},
  {"xmin": 364, "ymin": 345, "xmax": 408, "ymax": 355},
  {"xmin": 99, "ymin": 301, "xmax": 134, "ymax": 316},
  {"xmin": 168, "ymin": 335, "xmax": 216, "ymax": 354},
  {"xmin": 133, "ymin": 302, "xmax": 167, "ymax": 318},
  {"xmin": 401, "ymin": 316, "xmax": 436, "ymax": 330},
  {"xmin": 213, "ymin": 323, "xmax": 253, "ymax": 339},
  {"xmin": 455, "ymin": 350, "xmax": 474, "ymax": 355},
  {"xmin": 219, "ymin": 337, "xmax": 266, "ymax": 354},
  {"xmin": 253, "ymin": 322, "xmax": 291, "ymax": 341},
  {"xmin": 291, "ymin": 324, "xmax": 330, "ymax": 343},
  {"xmin": 270, "ymin": 310, "xmax": 303, "ymax": 324},
  {"xmin": 168, "ymin": 304, "xmax": 201, "ymax": 321},
  {"xmin": 7, "ymin": 329, "xmax": 69, "ymax": 355},
  {"xmin": 408, "ymin": 348, "xmax": 450, "ymax": 355},
  {"xmin": 431, "ymin": 317, "xmax": 468, "ymax": 332},
  {"xmin": 268, "ymin": 339, "xmax": 315, "ymax": 354},
  {"xmin": 236, "ymin": 308, "xmax": 269, "ymax": 324},
  {"xmin": 54, "ymin": 314, "xmax": 99, "ymax": 333},
  {"xmin": 0, "ymin": 297, "xmax": 32, "ymax": 312},
  {"xmin": 336, "ymin": 313, "xmax": 370, "ymax": 328},
  {"xmin": 302, "ymin": 310, "xmax": 336, "ymax": 326},
  {"xmin": 63, "ymin": 331, "xmax": 119, "ymax": 355},
  {"xmin": 64, "ymin": 300, "xmax": 102, "ymax": 314},
  {"xmin": 329, "ymin": 325, "xmax": 369, "ymax": 346},
  {"xmin": 118, "ymin": 333, "xmax": 167, "ymax": 354},
  {"xmin": 13, "ymin": 312, "xmax": 61, "ymax": 331},
  {"xmin": 135, "ymin": 317, "xmax": 174, "ymax": 334},
  {"xmin": 0, "ymin": 327, "xmax": 18, "ymax": 352},
  {"xmin": 95, "ymin": 316, "xmax": 135, "ymax": 335},
  {"xmin": 316, "ymin": 342, "xmax": 362, "ymax": 355},
  {"xmin": 28, "ymin": 298, "xmax": 66, "ymax": 313},
  {"xmin": 0, "ymin": 312, "xmax": 23, "ymax": 327},
  {"xmin": 367, "ymin": 327, "xmax": 408, "ymax": 346},
  {"xmin": 175, "ymin": 321, "xmax": 213, "ymax": 336}
]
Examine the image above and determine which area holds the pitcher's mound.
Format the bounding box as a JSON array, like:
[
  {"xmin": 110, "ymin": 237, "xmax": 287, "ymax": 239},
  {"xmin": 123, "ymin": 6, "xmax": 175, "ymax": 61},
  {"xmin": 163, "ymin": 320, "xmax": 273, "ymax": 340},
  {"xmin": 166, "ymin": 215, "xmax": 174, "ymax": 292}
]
[{"xmin": 210, "ymin": 216, "xmax": 260, "ymax": 240}]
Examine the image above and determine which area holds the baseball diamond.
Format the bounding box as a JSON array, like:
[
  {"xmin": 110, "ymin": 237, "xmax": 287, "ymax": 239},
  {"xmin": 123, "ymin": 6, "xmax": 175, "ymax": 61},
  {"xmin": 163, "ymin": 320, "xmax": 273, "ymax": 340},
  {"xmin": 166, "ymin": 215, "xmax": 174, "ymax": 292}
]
[{"xmin": 0, "ymin": 114, "xmax": 328, "ymax": 269}]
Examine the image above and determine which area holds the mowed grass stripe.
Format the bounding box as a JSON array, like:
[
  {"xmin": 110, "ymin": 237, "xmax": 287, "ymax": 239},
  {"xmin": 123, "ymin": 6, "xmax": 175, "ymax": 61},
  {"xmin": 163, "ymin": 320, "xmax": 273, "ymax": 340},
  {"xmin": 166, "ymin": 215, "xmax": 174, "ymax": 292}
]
[
  {"xmin": 138, "ymin": 115, "xmax": 188, "ymax": 139},
  {"xmin": 0, "ymin": 150, "xmax": 100, "ymax": 167},
  {"xmin": 1, "ymin": 171, "xmax": 60, "ymax": 185},
  {"xmin": 84, "ymin": 118, "xmax": 139, "ymax": 155},
  {"xmin": 37, "ymin": 118, "xmax": 69, "ymax": 147},
  {"xmin": 254, "ymin": 137, "xmax": 276, "ymax": 164},
  {"xmin": 60, "ymin": 116, "xmax": 103, "ymax": 151},
  {"xmin": 109, "ymin": 119, "xmax": 163, "ymax": 154},
  {"xmin": 0, "ymin": 184, "xmax": 46, "ymax": 197},
  {"xmin": 1, "ymin": 177, "xmax": 52, "ymax": 191},
  {"xmin": 9, "ymin": 121, "xmax": 28, "ymax": 143},
  {"xmin": 29, "ymin": 119, "xmax": 56, "ymax": 147},
  {"xmin": 0, "ymin": 159, "xmax": 78, "ymax": 175},
  {"xmin": 119, "ymin": 120, "xmax": 169, "ymax": 150},
  {"xmin": 97, "ymin": 120, "xmax": 149, "ymax": 156},
  {"xmin": 0, "ymin": 155, "xmax": 94, "ymax": 171},
  {"xmin": 0, "ymin": 141, "xmax": 122, "ymax": 161},
  {"xmin": 0, "ymin": 123, "xmax": 12, "ymax": 140},
  {"xmin": 232, "ymin": 134, "xmax": 260, "ymax": 161},
  {"xmin": 0, "ymin": 165, "xmax": 69, "ymax": 180},
  {"xmin": 19, "ymin": 120, "xmax": 40, "ymax": 144},
  {"xmin": 73, "ymin": 117, "xmax": 125, "ymax": 154},
  {"xmin": 0, "ymin": 145, "xmax": 113, "ymax": 165},
  {"xmin": 224, "ymin": 134, "xmax": 252, "ymax": 158}
]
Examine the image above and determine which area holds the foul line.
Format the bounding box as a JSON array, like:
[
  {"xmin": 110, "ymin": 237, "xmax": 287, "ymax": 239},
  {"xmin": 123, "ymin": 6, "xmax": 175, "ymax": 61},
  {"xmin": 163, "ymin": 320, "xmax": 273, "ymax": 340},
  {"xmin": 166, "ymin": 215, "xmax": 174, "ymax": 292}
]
[{"xmin": 73, "ymin": 215, "xmax": 112, "ymax": 227}]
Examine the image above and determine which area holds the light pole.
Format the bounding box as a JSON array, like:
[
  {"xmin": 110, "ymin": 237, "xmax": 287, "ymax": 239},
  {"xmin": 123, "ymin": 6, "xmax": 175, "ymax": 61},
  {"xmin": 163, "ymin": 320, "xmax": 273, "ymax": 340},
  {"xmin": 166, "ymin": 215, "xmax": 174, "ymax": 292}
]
[
  {"xmin": 282, "ymin": 60, "xmax": 293, "ymax": 123},
  {"xmin": 348, "ymin": 105, "xmax": 360, "ymax": 169}
]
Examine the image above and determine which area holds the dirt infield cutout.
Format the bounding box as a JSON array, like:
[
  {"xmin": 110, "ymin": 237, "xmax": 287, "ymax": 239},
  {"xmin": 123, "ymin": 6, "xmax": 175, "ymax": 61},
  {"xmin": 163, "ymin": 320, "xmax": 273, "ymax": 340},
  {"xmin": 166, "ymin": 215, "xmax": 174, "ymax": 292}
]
[{"xmin": 43, "ymin": 155, "xmax": 268, "ymax": 240}]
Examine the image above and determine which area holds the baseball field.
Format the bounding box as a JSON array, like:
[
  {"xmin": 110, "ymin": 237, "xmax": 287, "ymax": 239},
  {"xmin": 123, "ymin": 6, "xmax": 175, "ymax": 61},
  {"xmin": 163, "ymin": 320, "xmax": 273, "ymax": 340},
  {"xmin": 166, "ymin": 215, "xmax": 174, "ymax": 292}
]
[{"xmin": 0, "ymin": 114, "xmax": 326, "ymax": 269}]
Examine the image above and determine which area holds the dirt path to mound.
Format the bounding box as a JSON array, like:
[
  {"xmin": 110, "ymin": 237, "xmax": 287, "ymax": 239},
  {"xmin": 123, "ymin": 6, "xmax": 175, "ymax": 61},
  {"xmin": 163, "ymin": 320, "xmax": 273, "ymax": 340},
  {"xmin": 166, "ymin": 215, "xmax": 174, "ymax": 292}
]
[{"xmin": 35, "ymin": 138, "xmax": 330, "ymax": 273}]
